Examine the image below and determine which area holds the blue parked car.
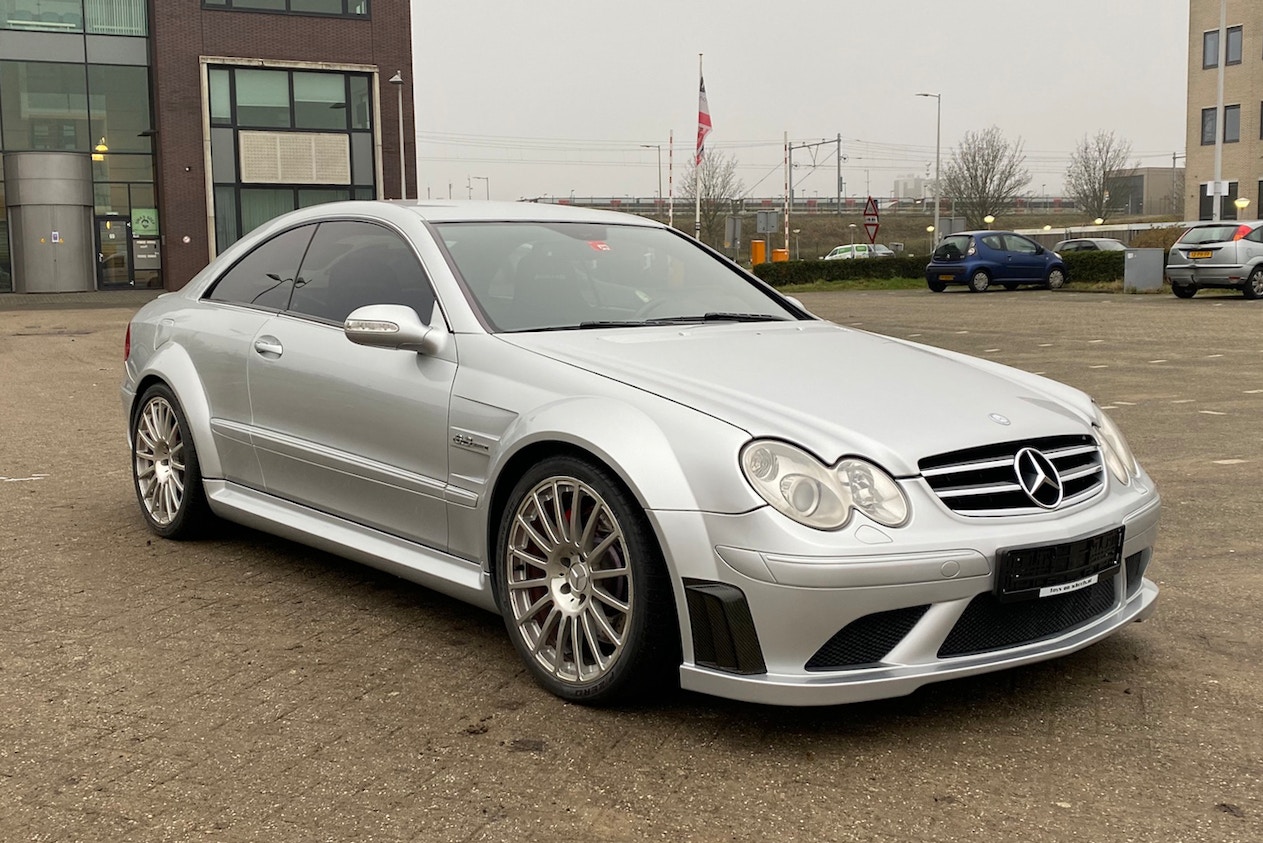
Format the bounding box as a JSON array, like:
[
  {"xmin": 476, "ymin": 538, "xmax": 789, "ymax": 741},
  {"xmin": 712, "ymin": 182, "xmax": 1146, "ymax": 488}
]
[{"xmin": 925, "ymin": 231, "xmax": 1067, "ymax": 292}]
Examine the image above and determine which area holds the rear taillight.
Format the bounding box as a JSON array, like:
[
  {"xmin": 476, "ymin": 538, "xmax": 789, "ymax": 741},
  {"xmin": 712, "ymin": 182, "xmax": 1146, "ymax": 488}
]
[
  {"xmin": 1234, "ymin": 224, "xmax": 1251, "ymax": 241},
  {"xmin": 966, "ymin": 238, "xmax": 977, "ymax": 257},
  {"xmin": 124, "ymin": 324, "xmax": 131, "ymax": 360}
]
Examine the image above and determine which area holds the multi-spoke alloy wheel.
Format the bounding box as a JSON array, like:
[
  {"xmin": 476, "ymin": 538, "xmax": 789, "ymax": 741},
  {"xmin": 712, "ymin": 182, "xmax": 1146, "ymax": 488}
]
[
  {"xmin": 496, "ymin": 457, "xmax": 675, "ymax": 703},
  {"xmin": 131, "ymin": 385, "xmax": 210, "ymax": 538}
]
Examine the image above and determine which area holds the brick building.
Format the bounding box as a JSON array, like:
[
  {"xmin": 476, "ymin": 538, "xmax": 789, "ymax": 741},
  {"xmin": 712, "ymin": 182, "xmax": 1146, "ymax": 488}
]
[
  {"xmin": 0, "ymin": 0, "xmax": 414, "ymax": 293},
  {"xmin": 1185, "ymin": 0, "xmax": 1263, "ymax": 220}
]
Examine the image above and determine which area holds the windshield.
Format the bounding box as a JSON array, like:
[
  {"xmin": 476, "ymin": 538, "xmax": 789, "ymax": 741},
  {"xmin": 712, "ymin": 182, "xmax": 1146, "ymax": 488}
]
[
  {"xmin": 1178, "ymin": 224, "xmax": 1245, "ymax": 245},
  {"xmin": 435, "ymin": 221, "xmax": 801, "ymax": 332},
  {"xmin": 933, "ymin": 235, "xmax": 971, "ymax": 260}
]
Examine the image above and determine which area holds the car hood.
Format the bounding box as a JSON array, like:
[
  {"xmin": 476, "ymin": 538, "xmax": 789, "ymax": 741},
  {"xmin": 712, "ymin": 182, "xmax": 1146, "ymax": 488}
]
[{"xmin": 502, "ymin": 321, "xmax": 1095, "ymax": 476}]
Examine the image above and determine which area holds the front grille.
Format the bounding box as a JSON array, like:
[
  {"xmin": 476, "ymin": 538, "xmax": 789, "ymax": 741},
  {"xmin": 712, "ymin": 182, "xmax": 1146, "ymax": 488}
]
[
  {"xmin": 938, "ymin": 579, "xmax": 1117, "ymax": 658},
  {"xmin": 919, "ymin": 435, "xmax": 1105, "ymax": 516},
  {"xmin": 805, "ymin": 605, "xmax": 930, "ymax": 671}
]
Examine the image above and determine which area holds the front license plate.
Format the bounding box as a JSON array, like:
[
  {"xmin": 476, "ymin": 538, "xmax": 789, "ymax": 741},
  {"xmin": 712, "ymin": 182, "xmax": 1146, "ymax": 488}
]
[
  {"xmin": 1039, "ymin": 573, "xmax": 1099, "ymax": 598},
  {"xmin": 938, "ymin": 274, "xmax": 954, "ymax": 281},
  {"xmin": 1189, "ymin": 250, "xmax": 1213, "ymax": 259},
  {"xmin": 995, "ymin": 527, "xmax": 1123, "ymax": 602}
]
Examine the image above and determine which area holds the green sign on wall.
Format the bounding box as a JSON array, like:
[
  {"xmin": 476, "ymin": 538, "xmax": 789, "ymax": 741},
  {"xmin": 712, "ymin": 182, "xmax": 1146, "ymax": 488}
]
[{"xmin": 132, "ymin": 208, "xmax": 159, "ymax": 236}]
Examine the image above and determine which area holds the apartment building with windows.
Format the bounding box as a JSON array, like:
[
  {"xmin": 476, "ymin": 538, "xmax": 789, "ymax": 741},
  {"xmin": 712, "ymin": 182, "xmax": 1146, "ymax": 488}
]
[
  {"xmin": 1186, "ymin": 0, "xmax": 1263, "ymax": 220},
  {"xmin": 0, "ymin": 0, "xmax": 414, "ymax": 293}
]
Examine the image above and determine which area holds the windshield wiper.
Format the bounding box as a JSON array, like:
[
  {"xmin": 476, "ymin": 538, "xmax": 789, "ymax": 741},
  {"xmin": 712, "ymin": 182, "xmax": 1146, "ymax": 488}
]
[{"xmin": 650, "ymin": 312, "xmax": 791, "ymax": 324}]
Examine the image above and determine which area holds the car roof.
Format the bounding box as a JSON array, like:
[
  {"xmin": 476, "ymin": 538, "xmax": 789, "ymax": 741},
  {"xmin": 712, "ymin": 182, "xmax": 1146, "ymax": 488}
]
[{"xmin": 392, "ymin": 199, "xmax": 660, "ymax": 226}]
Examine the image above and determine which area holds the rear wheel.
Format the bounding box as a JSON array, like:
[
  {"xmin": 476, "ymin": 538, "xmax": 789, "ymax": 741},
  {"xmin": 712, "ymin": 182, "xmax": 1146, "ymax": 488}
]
[
  {"xmin": 494, "ymin": 455, "xmax": 677, "ymax": 705},
  {"xmin": 967, "ymin": 270, "xmax": 990, "ymax": 293},
  {"xmin": 927, "ymin": 280, "xmax": 946, "ymax": 293},
  {"xmin": 131, "ymin": 384, "xmax": 212, "ymax": 539},
  {"xmin": 1172, "ymin": 283, "xmax": 1197, "ymax": 299},
  {"xmin": 1243, "ymin": 268, "xmax": 1263, "ymax": 299},
  {"xmin": 1046, "ymin": 268, "xmax": 1067, "ymax": 290}
]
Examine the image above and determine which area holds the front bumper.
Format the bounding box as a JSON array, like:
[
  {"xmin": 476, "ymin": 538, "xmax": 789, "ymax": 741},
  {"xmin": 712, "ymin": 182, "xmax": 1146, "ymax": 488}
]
[{"xmin": 650, "ymin": 480, "xmax": 1160, "ymax": 706}]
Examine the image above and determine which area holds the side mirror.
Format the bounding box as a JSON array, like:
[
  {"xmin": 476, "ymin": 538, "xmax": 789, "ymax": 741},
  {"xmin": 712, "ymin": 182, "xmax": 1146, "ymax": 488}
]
[
  {"xmin": 1034, "ymin": 245, "xmax": 1045, "ymax": 255},
  {"xmin": 344, "ymin": 304, "xmax": 447, "ymax": 355}
]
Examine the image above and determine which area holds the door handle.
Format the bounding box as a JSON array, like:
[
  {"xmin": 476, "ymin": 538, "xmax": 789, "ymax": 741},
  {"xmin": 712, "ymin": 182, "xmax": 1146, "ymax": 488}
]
[{"xmin": 253, "ymin": 336, "xmax": 283, "ymax": 357}]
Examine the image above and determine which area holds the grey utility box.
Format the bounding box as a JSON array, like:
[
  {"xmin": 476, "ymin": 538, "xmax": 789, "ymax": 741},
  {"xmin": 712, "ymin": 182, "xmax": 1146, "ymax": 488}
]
[{"xmin": 1124, "ymin": 248, "xmax": 1165, "ymax": 293}]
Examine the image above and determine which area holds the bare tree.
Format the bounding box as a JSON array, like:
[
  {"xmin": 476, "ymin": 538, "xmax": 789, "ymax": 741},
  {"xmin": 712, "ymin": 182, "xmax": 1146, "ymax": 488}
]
[
  {"xmin": 941, "ymin": 126, "xmax": 1031, "ymax": 229},
  {"xmin": 1064, "ymin": 131, "xmax": 1134, "ymax": 220},
  {"xmin": 677, "ymin": 150, "xmax": 744, "ymax": 246}
]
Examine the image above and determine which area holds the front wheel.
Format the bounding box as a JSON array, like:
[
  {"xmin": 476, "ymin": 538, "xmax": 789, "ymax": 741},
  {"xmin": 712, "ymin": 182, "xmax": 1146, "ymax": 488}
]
[
  {"xmin": 1046, "ymin": 268, "xmax": 1066, "ymax": 290},
  {"xmin": 1243, "ymin": 268, "xmax": 1263, "ymax": 299},
  {"xmin": 968, "ymin": 270, "xmax": 990, "ymax": 293},
  {"xmin": 494, "ymin": 456, "xmax": 677, "ymax": 705},
  {"xmin": 1172, "ymin": 283, "xmax": 1197, "ymax": 299},
  {"xmin": 131, "ymin": 384, "xmax": 212, "ymax": 538}
]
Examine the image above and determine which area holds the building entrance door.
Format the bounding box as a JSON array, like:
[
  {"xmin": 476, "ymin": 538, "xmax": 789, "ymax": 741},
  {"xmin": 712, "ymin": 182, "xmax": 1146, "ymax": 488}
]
[{"xmin": 96, "ymin": 215, "xmax": 133, "ymax": 288}]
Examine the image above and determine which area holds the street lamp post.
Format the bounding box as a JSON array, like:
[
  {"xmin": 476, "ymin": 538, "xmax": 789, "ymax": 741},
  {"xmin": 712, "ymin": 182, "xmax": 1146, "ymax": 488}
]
[
  {"xmin": 640, "ymin": 144, "xmax": 663, "ymax": 205},
  {"xmin": 916, "ymin": 92, "xmax": 941, "ymax": 244},
  {"xmin": 388, "ymin": 71, "xmax": 406, "ymax": 200}
]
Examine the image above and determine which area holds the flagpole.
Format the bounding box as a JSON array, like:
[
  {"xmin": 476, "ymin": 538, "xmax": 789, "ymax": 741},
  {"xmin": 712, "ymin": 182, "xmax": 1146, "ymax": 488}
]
[{"xmin": 695, "ymin": 53, "xmax": 703, "ymax": 241}]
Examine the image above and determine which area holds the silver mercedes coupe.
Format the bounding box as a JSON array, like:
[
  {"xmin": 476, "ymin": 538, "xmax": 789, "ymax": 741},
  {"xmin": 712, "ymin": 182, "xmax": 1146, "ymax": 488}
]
[{"xmin": 122, "ymin": 200, "xmax": 1160, "ymax": 706}]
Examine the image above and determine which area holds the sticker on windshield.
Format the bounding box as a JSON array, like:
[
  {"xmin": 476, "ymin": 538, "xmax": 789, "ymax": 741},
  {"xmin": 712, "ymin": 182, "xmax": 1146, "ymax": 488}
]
[{"xmin": 588, "ymin": 241, "xmax": 611, "ymax": 251}]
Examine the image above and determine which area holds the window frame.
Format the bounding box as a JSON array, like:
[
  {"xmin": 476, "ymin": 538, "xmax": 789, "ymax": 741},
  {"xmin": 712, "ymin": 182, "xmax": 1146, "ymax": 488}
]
[
  {"xmin": 1203, "ymin": 29, "xmax": 1220, "ymax": 68},
  {"xmin": 1224, "ymin": 104, "xmax": 1241, "ymax": 143},
  {"xmin": 1226, "ymin": 25, "xmax": 1243, "ymax": 65},
  {"xmin": 1201, "ymin": 107, "xmax": 1217, "ymax": 145},
  {"xmin": 201, "ymin": 0, "xmax": 369, "ymax": 19}
]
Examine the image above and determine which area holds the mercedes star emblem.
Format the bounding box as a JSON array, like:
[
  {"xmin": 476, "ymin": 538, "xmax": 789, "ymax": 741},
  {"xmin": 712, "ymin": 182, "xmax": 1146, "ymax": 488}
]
[{"xmin": 1013, "ymin": 447, "xmax": 1064, "ymax": 508}]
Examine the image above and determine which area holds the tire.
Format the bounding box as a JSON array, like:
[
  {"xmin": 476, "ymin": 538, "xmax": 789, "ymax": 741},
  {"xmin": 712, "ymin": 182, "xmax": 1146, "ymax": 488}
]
[
  {"xmin": 967, "ymin": 270, "xmax": 990, "ymax": 293},
  {"xmin": 927, "ymin": 280, "xmax": 946, "ymax": 293},
  {"xmin": 131, "ymin": 384, "xmax": 213, "ymax": 539},
  {"xmin": 1002, "ymin": 282, "xmax": 1019, "ymax": 291},
  {"xmin": 1243, "ymin": 268, "xmax": 1263, "ymax": 299},
  {"xmin": 1046, "ymin": 268, "xmax": 1067, "ymax": 290},
  {"xmin": 1172, "ymin": 283, "xmax": 1197, "ymax": 299},
  {"xmin": 493, "ymin": 455, "xmax": 678, "ymax": 704}
]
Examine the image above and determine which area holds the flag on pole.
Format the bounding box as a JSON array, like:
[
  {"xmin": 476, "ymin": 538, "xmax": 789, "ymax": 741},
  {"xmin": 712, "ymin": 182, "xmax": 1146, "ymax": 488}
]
[{"xmin": 695, "ymin": 75, "xmax": 712, "ymax": 166}]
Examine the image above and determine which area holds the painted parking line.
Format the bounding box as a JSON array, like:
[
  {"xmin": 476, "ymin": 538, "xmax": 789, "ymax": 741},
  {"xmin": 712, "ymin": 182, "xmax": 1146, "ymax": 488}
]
[
  {"xmin": 1114, "ymin": 401, "xmax": 1136, "ymax": 406},
  {"xmin": 1, "ymin": 474, "xmax": 49, "ymax": 482},
  {"xmin": 984, "ymin": 348, "xmax": 1000, "ymax": 353},
  {"xmin": 1150, "ymin": 360, "xmax": 1168, "ymax": 363},
  {"xmin": 1244, "ymin": 389, "xmax": 1263, "ymax": 394},
  {"xmin": 1089, "ymin": 365, "xmax": 1108, "ymax": 369},
  {"xmin": 1172, "ymin": 399, "xmax": 1195, "ymax": 404},
  {"xmin": 1199, "ymin": 410, "xmax": 1227, "ymax": 415},
  {"xmin": 1214, "ymin": 459, "xmax": 1247, "ymax": 465}
]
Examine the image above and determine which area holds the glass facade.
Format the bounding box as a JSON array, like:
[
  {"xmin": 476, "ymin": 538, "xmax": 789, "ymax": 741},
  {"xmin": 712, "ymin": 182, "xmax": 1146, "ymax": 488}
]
[
  {"xmin": 209, "ymin": 64, "xmax": 376, "ymax": 249},
  {"xmin": 0, "ymin": 5, "xmax": 154, "ymax": 290}
]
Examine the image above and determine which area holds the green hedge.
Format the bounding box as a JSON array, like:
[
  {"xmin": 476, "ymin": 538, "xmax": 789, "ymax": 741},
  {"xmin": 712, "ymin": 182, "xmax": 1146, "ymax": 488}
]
[
  {"xmin": 751, "ymin": 256, "xmax": 926, "ymax": 287},
  {"xmin": 750, "ymin": 251, "xmax": 1130, "ymax": 287},
  {"xmin": 1057, "ymin": 251, "xmax": 1127, "ymax": 284}
]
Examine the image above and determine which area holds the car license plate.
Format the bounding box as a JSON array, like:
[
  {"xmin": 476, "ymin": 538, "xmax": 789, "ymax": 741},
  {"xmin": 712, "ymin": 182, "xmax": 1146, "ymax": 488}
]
[
  {"xmin": 938, "ymin": 274, "xmax": 954, "ymax": 281},
  {"xmin": 1189, "ymin": 250, "xmax": 1213, "ymax": 259},
  {"xmin": 995, "ymin": 527, "xmax": 1124, "ymax": 602}
]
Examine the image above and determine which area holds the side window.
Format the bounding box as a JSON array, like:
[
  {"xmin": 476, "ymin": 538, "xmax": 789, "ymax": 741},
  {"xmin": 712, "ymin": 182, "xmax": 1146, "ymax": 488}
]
[
  {"xmin": 288, "ymin": 220, "xmax": 437, "ymax": 324},
  {"xmin": 205, "ymin": 225, "xmax": 315, "ymax": 308},
  {"xmin": 1246, "ymin": 227, "xmax": 1263, "ymax": 244},
  {"xmin": 981, "ymin": 234, "xmax": 1005, "ymax": 251},
  {"xmin": 1006, "ymin": 235, "xmax": 1038, "ymax": 255}
]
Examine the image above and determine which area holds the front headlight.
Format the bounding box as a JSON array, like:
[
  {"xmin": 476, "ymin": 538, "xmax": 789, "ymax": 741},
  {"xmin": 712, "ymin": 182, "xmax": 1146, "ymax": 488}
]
[
  {"xmin": 1094, "ymin": 405, "xmax": 1138, "ymax": 484},
  {"xmin": 740, "ymin": 440, "xmax": 909, "ymax": 530}
]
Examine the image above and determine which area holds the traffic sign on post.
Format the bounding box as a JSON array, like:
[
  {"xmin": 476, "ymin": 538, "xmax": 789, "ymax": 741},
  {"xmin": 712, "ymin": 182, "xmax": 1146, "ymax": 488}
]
[{"xmin": 863, "ymin": 196, "xmax": 880, "ymax": 244}]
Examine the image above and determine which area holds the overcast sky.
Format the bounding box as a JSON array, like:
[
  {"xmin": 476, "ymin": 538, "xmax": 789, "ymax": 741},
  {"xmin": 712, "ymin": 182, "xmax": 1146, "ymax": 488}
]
[{"xmin": 409, "ymin": 0, "xmax": 1189, "ymax": 202}]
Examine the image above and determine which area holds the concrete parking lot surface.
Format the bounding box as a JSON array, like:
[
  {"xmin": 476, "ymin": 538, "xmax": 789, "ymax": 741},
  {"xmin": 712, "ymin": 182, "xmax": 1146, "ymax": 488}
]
[{"xmin": 1, "ymin": 288, "xmax": 1259, "ymax": 842}]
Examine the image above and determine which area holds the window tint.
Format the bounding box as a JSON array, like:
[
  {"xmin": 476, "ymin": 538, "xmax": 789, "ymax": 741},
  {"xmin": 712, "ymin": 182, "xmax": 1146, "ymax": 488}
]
[
  {"xmin": 206, "ymin": 225, "xmax": 315, "ymax": 308},
  {"xmin": 980, "ymin": 234, "xmax": 1005, "ymax": 251},
  {"xmin": 287, "ymin": 221, "xmax": 435, "ymax": 324}
]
